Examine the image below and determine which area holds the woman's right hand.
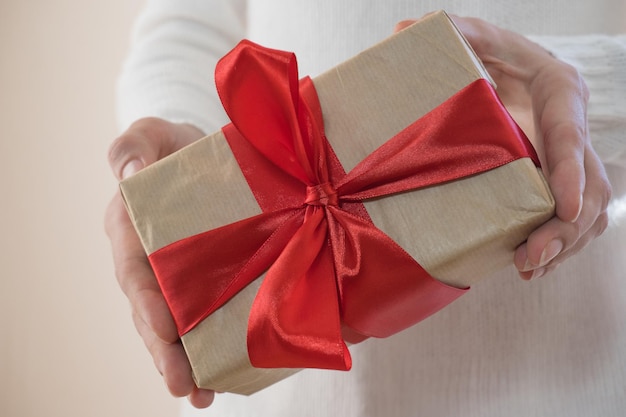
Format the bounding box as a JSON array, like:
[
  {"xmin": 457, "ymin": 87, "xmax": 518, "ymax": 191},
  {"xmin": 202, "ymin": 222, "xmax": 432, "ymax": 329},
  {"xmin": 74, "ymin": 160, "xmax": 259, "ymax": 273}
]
[{"xmin": 105, "ymin": 117, "xmax": 216, "ymax": 408}]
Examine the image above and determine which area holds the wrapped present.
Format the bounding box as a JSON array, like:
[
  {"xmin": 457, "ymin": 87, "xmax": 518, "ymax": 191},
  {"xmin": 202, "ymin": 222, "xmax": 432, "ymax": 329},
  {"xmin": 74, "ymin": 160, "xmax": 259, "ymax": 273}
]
[{"xmin": 120, "ymin": 11, "xmax": 555, "ymax": 395}]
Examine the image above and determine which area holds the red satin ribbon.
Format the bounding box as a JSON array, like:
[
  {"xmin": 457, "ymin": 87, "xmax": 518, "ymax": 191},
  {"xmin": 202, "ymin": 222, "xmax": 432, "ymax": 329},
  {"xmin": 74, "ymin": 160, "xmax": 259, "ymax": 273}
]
[{"xmin": 149, "ymin": 40, "xmax": 539, "ymax": 371}]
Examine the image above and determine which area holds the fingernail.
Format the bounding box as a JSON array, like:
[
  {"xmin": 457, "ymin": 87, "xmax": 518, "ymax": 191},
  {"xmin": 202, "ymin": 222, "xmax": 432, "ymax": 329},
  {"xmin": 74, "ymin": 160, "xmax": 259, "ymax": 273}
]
[
  {"xmin": 571, "ymin": 194, "xmax": 583, "ymax": 223},
  {"xmin": 539, "ymin": 239, "xmax": 563, "ymax": 267},
  {"xmin": 570, "ymin": 194, "xmax": 583, "ymax": 223},
  {"xmin": 122, "ymin": 159, "xmax": 143, "ymax": 180},
  {"xmin": 531, "ymin": 267, "xmax": 547, "ymax": 280},
  {"xmin": 521, "ymin": 239, "xmax": 563, "ymax": 271}
]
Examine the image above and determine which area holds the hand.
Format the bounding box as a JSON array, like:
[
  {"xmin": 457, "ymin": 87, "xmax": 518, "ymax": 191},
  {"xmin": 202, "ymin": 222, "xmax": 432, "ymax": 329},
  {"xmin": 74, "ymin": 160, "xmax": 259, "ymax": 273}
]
[
  {"xmin": 397, "ymin": 16, "xmax": 612, "ymax": 280},
  {"xmin": 105, "ymin": 117, "xmax": 215, "ymax": 408}
]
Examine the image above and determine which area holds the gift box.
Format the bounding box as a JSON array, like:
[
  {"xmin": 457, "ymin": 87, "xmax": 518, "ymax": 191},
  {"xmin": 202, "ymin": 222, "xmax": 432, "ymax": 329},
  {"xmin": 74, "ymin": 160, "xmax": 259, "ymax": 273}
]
[{"xmin": 120, "ymin": 11, "xmax": 555, "ymax": 395}]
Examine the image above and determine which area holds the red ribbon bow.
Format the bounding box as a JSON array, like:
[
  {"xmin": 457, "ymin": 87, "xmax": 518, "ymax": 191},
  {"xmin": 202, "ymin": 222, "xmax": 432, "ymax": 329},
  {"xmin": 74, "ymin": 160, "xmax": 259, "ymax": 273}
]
[{"xmin": 149, "ymin": 40, "xmax": 539, "ymax": 371}]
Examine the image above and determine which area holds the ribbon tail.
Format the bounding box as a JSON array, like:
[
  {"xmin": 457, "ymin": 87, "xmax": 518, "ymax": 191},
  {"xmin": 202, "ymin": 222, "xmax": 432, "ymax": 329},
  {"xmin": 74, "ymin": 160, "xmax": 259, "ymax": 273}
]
[
  {"xmin": 248, "ymin": 207, "xmax": 351, "ymax": 370},
  {"xmin": 327, "ymin": 207, "xmax": 467, "ymax": 339},
  {"xmin": 337, "ymin": 79, "xmax": 538, "ymax": 201},
  {"xmin": 149, "ymin": 208, "xmax": 303, "ymax": 336}
]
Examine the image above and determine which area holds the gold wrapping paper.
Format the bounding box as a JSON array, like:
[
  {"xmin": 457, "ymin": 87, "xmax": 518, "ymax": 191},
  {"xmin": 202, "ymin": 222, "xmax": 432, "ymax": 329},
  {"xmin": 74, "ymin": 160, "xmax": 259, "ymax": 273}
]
[{"xmin": 120, "ymin": 11, "xmax": 555, "ymax": 395}]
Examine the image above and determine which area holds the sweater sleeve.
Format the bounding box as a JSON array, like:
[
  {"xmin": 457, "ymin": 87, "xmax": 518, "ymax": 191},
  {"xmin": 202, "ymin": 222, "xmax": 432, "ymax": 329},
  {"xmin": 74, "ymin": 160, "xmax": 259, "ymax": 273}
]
[
  {"xmin": 530, "ymin": 34, "xmax": 626, "ymax": 167},
  {"xmin": 116, "ymin": 0, "xmax": 247, "ymax": 134}
]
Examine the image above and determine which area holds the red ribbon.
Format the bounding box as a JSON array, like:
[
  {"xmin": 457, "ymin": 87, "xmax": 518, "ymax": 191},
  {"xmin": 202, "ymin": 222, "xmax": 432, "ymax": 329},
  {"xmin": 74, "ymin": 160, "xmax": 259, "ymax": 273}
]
[{"xmin": 149, "ymin": 40, "xmax": 539, "ymax": 371}]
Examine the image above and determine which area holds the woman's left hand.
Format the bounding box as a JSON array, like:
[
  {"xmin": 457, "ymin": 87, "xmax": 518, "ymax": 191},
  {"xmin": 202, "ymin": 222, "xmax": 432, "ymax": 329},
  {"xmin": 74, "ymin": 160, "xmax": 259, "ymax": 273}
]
[{"xmin": 397, "ymin": 16, "xmax": 612, "ymax": 280}]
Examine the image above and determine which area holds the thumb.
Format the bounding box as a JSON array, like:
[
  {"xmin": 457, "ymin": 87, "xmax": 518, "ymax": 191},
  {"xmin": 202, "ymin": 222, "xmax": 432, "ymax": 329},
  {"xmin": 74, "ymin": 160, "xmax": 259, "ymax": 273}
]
[
  {"xmin": 108, "ymin": 118, "xmax": 168, "ymax": 181},
  {"xmin": 108, "ymin": 117, "xmax": 205, "ymax": 181}
]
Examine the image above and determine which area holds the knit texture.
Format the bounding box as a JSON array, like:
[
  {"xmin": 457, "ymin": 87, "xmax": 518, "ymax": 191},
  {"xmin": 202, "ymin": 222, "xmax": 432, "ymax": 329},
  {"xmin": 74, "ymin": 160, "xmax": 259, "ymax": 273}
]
[{"xmin": 116, "ymin": 0, "xmax": 626, "ymax": 166}]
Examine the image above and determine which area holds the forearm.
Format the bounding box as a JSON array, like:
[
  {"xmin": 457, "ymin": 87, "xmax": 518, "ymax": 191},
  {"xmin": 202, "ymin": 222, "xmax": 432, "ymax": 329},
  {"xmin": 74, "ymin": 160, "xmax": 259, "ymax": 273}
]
[
  {"xmin": 116, "ymin": 0, "xmax": 247, "ymax": 134},
  {"xmin": 531, "ymin": 34, "xmax": 626, "ymax": 167}
]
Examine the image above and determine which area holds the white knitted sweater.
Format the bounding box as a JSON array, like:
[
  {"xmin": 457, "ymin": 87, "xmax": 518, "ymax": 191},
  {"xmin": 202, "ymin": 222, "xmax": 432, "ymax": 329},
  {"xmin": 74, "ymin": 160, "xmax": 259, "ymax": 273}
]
[
  {"xmin": 117, "ymin": 0, "xmax": 626, "ymax": 166},
  {"xmin": 116, "ymin": 1, "xmax": 626, "ymax": 416}
]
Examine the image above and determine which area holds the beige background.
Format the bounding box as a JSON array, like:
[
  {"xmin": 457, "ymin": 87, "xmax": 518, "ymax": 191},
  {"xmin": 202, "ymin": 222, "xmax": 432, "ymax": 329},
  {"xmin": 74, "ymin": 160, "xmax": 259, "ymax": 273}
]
[{"xmin": 1, "ymin": 1, "xmax": 181, "ymax": 416}]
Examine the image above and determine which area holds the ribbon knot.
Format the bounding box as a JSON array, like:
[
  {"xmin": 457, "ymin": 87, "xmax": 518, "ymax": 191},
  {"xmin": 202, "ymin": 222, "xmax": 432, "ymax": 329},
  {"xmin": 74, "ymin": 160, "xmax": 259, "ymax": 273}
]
[{"xmin": 305, "ymin": 182, "xmax": 338, "ymax": 206}]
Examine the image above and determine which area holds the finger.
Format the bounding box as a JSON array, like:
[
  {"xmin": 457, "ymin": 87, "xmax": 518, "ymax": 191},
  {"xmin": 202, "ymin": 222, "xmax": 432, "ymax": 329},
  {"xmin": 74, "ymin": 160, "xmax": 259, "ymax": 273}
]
[
  {"xmin": 515, "ymin": 188, "xmax": 603, "ymax": 276},
  {"xmin": 517, "ymin": 262, "xmax": 561, "ymax": 281},
  {"xmin": 546, "ymin": 211, "xmax": 608, "ymax": 269},
  {"xmin": 134, "ymin": 311, "xmax": 216, "ymax": 407},
  {"xmin": 394, "ymin": 20, "xmax": 415, "ymax": 33},
  {"xmin": 105, "ymin": 193, "xmax": 179, "ymax": 343},
  {"xmin": 531, "ymin": 61, "xmax": 588, "ymax": 223},
  {"xmin": 132, "ymin": 310, "xmax": 197, "ymax": 398},
  {"xmin": 517, "ymin": 206, "xmax": 608, "ymax": 281},
  {"xmin": 514, "ymin": 145, "xmax": 611, "ymax": 276},
  {"xmin": 188, "ymin": 387, "xmax": 216, "ymax": 409},
  {"xmin": 545, "ymin": 148, "xmax": 611, "ymax": 264}
]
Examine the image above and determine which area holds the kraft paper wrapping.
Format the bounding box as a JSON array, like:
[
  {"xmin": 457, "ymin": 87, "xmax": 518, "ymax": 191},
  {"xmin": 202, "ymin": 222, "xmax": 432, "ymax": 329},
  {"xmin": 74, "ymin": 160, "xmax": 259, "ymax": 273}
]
[{"xmin": 120, "ymin": 11, "xmax": 555, "ymax": 395}]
